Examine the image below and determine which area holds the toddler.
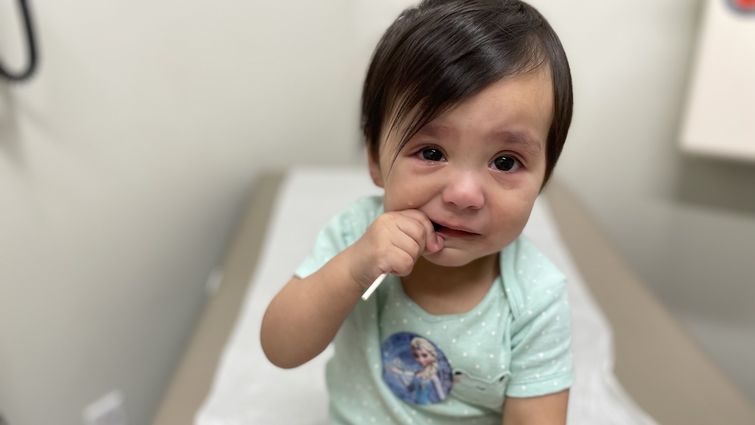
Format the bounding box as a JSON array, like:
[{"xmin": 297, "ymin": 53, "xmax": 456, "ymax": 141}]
[{"xmin": 262, "ymin": 0, "xmax": 574, "ymax": 423}]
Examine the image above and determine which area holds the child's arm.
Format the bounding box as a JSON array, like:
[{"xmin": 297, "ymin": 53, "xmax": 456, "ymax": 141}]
[
  {"xmin": 501, "ymin": 390, "xmax": 569, "ymax": 425},
  {"xmin": 260, "ymin": 209, "xmax": 443, "ymax": 369}
]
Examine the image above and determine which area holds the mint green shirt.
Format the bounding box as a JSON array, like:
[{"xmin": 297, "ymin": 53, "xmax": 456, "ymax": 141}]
[{"xmin": 296, "ymin": 196, "xmax": 573, "ymax": 424}]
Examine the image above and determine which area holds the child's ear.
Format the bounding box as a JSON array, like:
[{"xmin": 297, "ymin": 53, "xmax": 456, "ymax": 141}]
[{"xmin": 367, "ymin": 149, "xmax": 385, "ymax": 188}]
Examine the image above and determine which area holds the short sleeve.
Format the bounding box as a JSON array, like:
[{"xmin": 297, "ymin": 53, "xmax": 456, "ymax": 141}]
[
  {"xmin": 294, "ymin": 196, "xmax": 382, "ymax": 279},
  {"xmin": 506, "ymin": 279, "xmax": 573, "ymax": 397}
]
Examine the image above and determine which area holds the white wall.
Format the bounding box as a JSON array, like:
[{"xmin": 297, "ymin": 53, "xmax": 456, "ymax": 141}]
[
  {"xmin": 0, "ymin": 1, "xmax": 372, "ymax": 424},
  {"xmin": 1, "ymin": 1, "xmax": 753, "ymax": 424}
]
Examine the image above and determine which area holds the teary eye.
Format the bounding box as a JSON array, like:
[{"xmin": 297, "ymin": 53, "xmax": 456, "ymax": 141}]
[
  {"xmin": 492, "ymin": 155, "xmax": 520, "ymax": 172},
  {"xmin": 420, "ymin": 148, "xmax": 444, "ymax": 162}
]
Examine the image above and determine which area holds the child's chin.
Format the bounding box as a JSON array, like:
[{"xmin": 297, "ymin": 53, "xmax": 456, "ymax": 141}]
[{"xmin": 423, "ymin": 250, "xmax": 477, "ymax": 268}]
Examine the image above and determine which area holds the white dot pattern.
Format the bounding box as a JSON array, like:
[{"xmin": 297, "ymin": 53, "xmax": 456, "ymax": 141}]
[{"xmin": 293, "ymin": 196, "xmax": 573, "ymax": 424}]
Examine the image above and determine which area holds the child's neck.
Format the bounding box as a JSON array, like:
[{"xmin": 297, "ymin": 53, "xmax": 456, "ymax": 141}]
[{"xmin": 401, "ymin": 254, "xmax": 499, "ymax": 315}]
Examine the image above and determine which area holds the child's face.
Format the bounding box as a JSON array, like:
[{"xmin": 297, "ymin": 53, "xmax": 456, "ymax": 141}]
[{"xmin": 369, "ymin": 68, "xmax": 553, "ymax": 268}]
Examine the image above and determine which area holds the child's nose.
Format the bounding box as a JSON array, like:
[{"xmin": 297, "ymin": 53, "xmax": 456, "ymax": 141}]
[{"xmin": 441, "ymin": 170, "xmax": 485, "ymax": 210}]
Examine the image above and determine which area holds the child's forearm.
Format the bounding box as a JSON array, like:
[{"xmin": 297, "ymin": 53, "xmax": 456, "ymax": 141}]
[
  {"xmin": 261, "ymin": 209, "xmax": 440, "ymax": 368},
  {"xmin": 260, "ymin": 247, "xmax": 368, "ymax": 369}
]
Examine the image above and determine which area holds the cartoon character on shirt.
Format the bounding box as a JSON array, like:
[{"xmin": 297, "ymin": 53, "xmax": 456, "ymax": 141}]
[{"xmin": 382, "ymin": 333, "xmax": 452, "ymax": 405}]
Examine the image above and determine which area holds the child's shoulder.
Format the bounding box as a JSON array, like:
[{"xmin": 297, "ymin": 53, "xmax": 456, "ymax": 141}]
[
  {"xmin": 348, "ymin": 195, "xmax": 383, "ymax": 216},
  {"xmin": 500, "ymin": 236, "xmax": 568, "ymax": 319},
  {"xmin": 322, "ymin": 195, "xmax": 384, "ymax": 241},
  {"xmin": 337, "ymin": 195, "xmax": 383, "ymax": 226}
]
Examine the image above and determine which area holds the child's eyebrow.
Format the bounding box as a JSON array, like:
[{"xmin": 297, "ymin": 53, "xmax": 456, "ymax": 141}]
[
  {"xmin": 413, "ymin": 123, "xmax": 543, "ymax": 155},
  {"xmin": 491, "ymin": 129, "xmax": 543, "ymax": 155},
  {"xmin": 415, "ymin": 122, "xmax": 451, "ymax": 138}
]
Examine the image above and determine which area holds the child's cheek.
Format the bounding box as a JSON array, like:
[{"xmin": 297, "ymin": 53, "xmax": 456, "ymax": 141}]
[{"xmin": 383, "ymin": 195, "xmax": 418, "ymax": 213}]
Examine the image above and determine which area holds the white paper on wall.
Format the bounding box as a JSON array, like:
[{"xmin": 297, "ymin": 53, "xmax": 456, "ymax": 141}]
[{"xmin": 680, "ymin": 0, "xmax": 755, "ymax": 161}]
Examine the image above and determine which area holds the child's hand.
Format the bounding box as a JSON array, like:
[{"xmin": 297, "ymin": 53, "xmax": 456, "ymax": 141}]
[{"xmin": 349, "ymin": 210, "xmax": 444, "ymax": 287}]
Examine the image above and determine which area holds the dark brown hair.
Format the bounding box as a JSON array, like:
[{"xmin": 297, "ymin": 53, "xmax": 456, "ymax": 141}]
[{"xmin": 360, "ymin": 0, "xmax": 572, "ymax": 186}]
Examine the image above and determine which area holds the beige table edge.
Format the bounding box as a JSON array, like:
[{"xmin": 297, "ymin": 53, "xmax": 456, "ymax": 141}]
[
  {"xmin": 545, "ymin": 180, "xmax": 755, "ymax": 425},
  {"xmin": 153, "ymin": 171, "xmax": 285, "ymax": 425}
]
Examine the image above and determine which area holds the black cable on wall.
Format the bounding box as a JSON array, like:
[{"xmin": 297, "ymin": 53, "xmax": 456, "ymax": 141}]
[{"xmin": 0, "ymin": 0, "xmax": 38, "ymax": 82}]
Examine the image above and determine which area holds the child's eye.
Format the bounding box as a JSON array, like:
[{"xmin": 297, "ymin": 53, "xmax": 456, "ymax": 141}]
[
  {"xmin": 491, "ymin": 155, "xmax": 521, "ymax": 172},
  {"xmin": 419, "ymin": 148, "xmax": 444, "ymax": 162}
]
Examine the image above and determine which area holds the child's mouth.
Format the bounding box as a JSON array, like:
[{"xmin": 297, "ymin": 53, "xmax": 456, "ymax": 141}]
[{"xmin": 431, "ymin": 221, "xmax": 479, "ymax": 237}]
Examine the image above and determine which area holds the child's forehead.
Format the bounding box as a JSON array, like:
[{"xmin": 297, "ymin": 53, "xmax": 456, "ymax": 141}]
[{"xmin": 379, "ymin": 68, "xmax": 553, "ymax": 149}]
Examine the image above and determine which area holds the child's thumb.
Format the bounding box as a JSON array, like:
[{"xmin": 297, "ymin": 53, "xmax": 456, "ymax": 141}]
[{"xmin": 426, "ymin": 233, "xmax": 444, "ymax": 254}]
